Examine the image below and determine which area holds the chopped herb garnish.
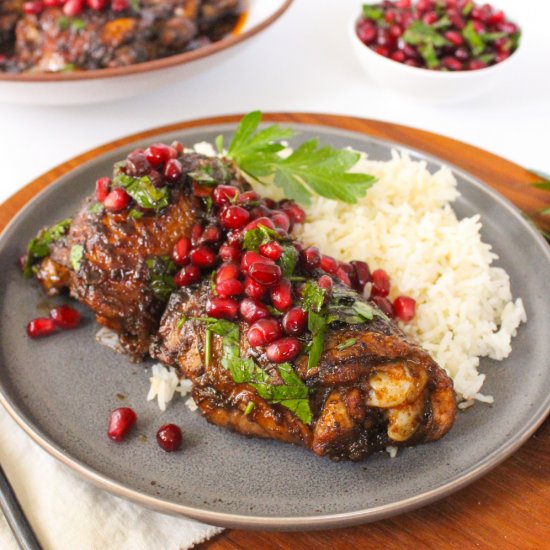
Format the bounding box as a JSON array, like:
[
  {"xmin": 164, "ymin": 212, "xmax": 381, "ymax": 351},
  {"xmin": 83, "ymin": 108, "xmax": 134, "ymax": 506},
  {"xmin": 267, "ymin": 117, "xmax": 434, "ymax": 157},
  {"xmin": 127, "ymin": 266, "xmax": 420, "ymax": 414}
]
[
  {"xmin": 481, "ymin": 31, "xmax": 507, "ymax": 43},
  {"xmin": 128, "ymin": 208, "xmax": 144, "ymax": 219},
  {"xmin": 244, "ymin": 402, "xmax": 255, "ymax": 415},
  {"xmin": 87, "ymin": 202, "xmax": 103, "ymax": 214},
  {"xmin": 69, "ymin": 244, "xmax": 84, "ymax": 271},
  {"xmin": 243, "ymin": 224, "xmax": 283, "ymax": 251},
  {"xmin": 277, "ymin": 244, "xmax": 298, "ymax": 277},
  {"xmin": 61, "ymin": 64, "xmax": 76, "ymax": 73},
  {"xmin": 23, "ymin": 218, "xmax": 72, "ymax": 278},
  {"xmin": 362, "ymin": 5, "xmax": 384, "ymax": 21},
  {"xmin": 112, "ymin": 173, "xmax": 169, "ymax": 211},
  {"xmin": 176, "ymin": 317, "xmax": 187, "ymax": 330},
  {"xmin": 129, "ymin": 0, "xmax": 140, "ymax": 12},
  {"xmin": 337, "ymin": 338, "xmax": 357, "ymax": 351},
  {"xmin": 462, "ymin": 21, "xmax": 485, "ymax": 56},
  {"xmin": 418, "ymin": 42, "xmax": 440, "ymax": 69},
  {"xmin": 223, "ymin": 111, "xmax": 376, "ymax": 205},
  {"xmin": 301, "ymin": 280, "xmax": 326, "ymax": 313},
  {"xmin": 204, "ymin": 329, "xmax": 212, "ymax": 367},
  {"xmin": 146, "ymin": 256, "xmax": 177, "ymax": 301},
  {"xmin": 57, "ymin": 16, "xmax": 70, "ymax": 30},
  {"xmin": 462, "ymin": 1, "xmax": 474, "ymax": 16},
  {"xmin": 307, "ymin": 310, "xmax": 327, "ymax": 369},
  {"xmin": 267, "ymin": 306, "xmax": 284, "ymax": 317},
  {"xmin": 403, "ymin": 21, "xmax": 450, "ymax": 48},
  {"xmin": 71, "ymin": 18, "xmax": 86, "ymax": 32},
  {"xmin": 188, "ymin": 159, "xmax": 232, "ymax": 186}
]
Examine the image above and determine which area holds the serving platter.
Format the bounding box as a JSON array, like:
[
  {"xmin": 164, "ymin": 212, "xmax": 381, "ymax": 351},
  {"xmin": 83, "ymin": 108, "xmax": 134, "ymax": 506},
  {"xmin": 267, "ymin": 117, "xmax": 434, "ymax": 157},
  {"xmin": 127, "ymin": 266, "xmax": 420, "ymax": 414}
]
[{"xmin": 0, "ymin": 114, "xmax": 549, "ymax": 532}]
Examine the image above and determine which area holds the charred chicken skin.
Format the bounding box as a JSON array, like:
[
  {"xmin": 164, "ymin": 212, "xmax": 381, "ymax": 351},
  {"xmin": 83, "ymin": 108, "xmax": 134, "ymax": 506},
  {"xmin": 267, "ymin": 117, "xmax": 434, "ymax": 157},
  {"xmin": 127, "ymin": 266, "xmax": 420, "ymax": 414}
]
[
  {"xmin": 1, "ymin": 0, "xmax": 241, "ymax": 73},
  {"xmin": 25, "ymin": 142, "xmax": 457, "ymax": 461}
]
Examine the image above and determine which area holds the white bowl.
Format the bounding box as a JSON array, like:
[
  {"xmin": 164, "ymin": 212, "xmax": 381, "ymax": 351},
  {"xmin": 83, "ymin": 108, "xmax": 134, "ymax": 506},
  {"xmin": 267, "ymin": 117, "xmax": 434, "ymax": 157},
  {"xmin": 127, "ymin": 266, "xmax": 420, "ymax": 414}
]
[
  {"xmin": 349, "ymin": 12, "xmax": 522, "ymax": 104},
  {"xmin": 0, "ymin": 0, "xmax": 292, "ymax": 106}
]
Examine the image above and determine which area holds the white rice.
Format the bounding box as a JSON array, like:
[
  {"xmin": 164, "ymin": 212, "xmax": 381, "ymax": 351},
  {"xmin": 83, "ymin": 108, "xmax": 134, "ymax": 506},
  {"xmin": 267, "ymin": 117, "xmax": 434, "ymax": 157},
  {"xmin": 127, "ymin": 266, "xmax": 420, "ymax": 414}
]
[
  {"xmin": 147, "ymin": 363, "xmax": 192, "ymax": 411},
  {"xmin": 293, "ymin": 151, "xmax": 526, "ymax": 403}
]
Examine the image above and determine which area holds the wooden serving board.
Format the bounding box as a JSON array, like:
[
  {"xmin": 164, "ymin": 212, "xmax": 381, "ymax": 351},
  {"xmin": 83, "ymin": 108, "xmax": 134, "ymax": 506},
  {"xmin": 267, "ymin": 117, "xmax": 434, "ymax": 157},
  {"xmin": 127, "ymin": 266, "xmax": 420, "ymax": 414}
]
[{"xmin": 2, "ymin": 114, "xmax": 549, "ymax": 549}]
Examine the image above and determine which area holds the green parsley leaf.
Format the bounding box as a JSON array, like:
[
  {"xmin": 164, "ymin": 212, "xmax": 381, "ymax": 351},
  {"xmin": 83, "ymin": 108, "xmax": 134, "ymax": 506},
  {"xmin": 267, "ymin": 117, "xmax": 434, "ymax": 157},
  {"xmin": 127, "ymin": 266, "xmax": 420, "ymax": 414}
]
[
  {"xmin": 225, "ymin": 112, "xmax": 376, "ymax": 205},
  {"xmin": 462, "ymin": 1, "xmax": 474, "ymax": 16},
  {"xmin": 403, "ymin": 21, "xmax": 450, "ymax": 48},
  {"xmin": 481, "ymin": 31, "xmax": 507, "ymax": 43},
  {"xmin": 146, "ymin": 256, "xmax": 177, "ymax": 301},
  {"xmin": 478, "ymin": 53, "xmax": 496, "ymax": 64},
  {"xmin": 337, "ymin": 338, "xmax": 357, "ymax": 351},
  {"xmin": 23, "ymin": 219, "xmax": 72, "ymax": 278},
  {"xmin": 277, "ymin": 244, "xmax": 297, "ymax": 277},
  {"xmin": 362, "ymin": 4, "xmax": 384, "ymax": 21},
  {"xmin": 307, "ymin": 310, "xmax": 327, "ymax": 370},
  {"xmin": 204, "ymin": 329, "xmax": 213, "ymax": 367},
  {"xmin": 61, "ymin": 64, "xmax": 76, "ymax": 73},
  {"xmin": 353, "ymin": 301, "xmax": 374, "ymax": 321},
  {"xmin": 57, "ymin": 16, "xmax": 70, "ymax": 30},
  {"xmin": 128, "ymin": 208, "xmax": 144, "ymax": 220},
  {"xmin": 301, "ymin": 280, "xmax": 326, "ymax": 313},
  {"xmin": 462, "ymin": 21, "xmax": 485, "ymax": 56},
  {"xmin": 71, "ymin": 18, "xmax": 86, "ymax": 32},
  {"xmin": 87, "ymin": 202, "xmax": 104, "ymax": 214},
  {"xmin": 69, "ymin": 244, "xmax": 84, "ymax": 271},
  {"xmin": 215, "ymin": 134, "xmax": 224, "ymax": 155},
  {"xmin": 419, "ymin": 42, "xmax": 440, "ymax": 69},
  {"xmin": 243, "ymin": 224, "xmax": 282, "ymax": 251},
  {"xmin": 433, "ymin": 15, "xmax": 451, "ymax": 30},
  {"xmin": 244, "ymin": 402, "xmax": 255, "ymax": 415},
  {"xmin": 112, "ymin": 173, "xmax": 169, "ymax": 210}
]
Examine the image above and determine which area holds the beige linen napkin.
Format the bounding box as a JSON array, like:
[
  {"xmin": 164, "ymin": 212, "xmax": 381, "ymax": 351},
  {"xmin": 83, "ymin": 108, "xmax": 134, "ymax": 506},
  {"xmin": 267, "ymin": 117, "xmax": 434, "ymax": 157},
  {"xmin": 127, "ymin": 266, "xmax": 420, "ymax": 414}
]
[{"xmin": 0, "ymin": 407, "xmax": 222, "ymax": 550}]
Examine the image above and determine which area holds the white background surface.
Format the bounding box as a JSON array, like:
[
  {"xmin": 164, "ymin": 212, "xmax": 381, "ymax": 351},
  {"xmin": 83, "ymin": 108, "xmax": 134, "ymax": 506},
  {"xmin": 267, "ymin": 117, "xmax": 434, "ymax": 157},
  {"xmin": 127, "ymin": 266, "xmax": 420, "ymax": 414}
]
[{"xmin": 0, "ymin": 0, "xmax": 549, "ymax": 207}]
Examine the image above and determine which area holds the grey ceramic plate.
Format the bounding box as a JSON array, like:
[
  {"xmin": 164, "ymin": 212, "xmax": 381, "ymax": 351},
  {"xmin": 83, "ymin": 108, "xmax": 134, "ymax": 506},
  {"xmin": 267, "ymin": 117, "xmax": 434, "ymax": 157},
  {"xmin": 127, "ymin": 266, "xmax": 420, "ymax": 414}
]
[{"xmin": 1, "ymin": 122, "xmax": 549, "ymax": 530}]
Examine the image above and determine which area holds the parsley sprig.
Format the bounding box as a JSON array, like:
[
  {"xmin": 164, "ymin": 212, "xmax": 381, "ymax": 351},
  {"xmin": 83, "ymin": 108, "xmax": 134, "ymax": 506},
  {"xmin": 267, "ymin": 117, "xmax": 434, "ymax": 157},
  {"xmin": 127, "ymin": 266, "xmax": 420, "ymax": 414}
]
[{"xmin": 220, "ymin": 111, "xmax": 377, "ymax": 205}]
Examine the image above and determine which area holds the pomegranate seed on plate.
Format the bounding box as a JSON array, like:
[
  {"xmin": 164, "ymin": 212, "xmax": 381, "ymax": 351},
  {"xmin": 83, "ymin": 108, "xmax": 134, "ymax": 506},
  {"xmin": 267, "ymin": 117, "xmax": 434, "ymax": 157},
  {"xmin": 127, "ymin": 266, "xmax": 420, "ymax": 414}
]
[
  {"xmin": 247, "ymin": 318, "xmax": 282, "ymax": 347},
  {"xmin": 241, "ymin": 251, "xmax": 266, "ymax": 273},
  {"xmin": 145, "ymin": 143, "xmax": 175, "ymax": 167},
  {"xmin": 27, "ymin": 317, "xmax": 56, "ymax": 338},
  {"xmin": 249, "ymin": 262, "xmax": 282, "ymax": 286},
  {"xmin": 111, "ymin": 0, "xmax": 130, "ymax": 11},
  {"xmin": 63, "ymin": 0, "xmax": 84, "ymax": 16},
  {"xmin": 270, "ymin": 211, "xmax": 291, "ymax": 232},
  {"xmin": 244, "ymin": 276, "xmax": 267, "ymax": 299},
  {"xmin": 317, "ymin": 274, "xmax": 333, "ymax": 296},
  {"xmin": 104, "ymin": 188, "xmax": 130, "ymax": 212},
  {"xmin": 350, "ymin": 260, "xmax": 371, "ymax": 291},
  {"xmin": 270, "ymin": 279, "xmax": 293, "ymax": 311},
  {"xmin": 455, "ymin": 47, "xmax": 470, "ymax": 61},
  {"xmin": 259, "ymin": 241, "xmax": 283, "ymax": 261},
  {"xmin": 126, "ymin": 150, "xmax": 149, "ymax": 176},
  {"xmin": 174, "ymin": 265, "xmax": 201, "ymax": 287},
  {"xmin": 23, "ymin": 1, "xmax": 44, "ymax": 15},
  {"xmin": 50, "ymin": 305, "xmax": 81, "ymax": 330},
  {"xmin": 281, "ymin": 202, "xmax": 306, "ymax": 224},
  {"xmin": 468, "ymin": 59, "xmax": 487, "ymax": 70},
  {"xmin": 238, "ymin": 190, "xmax": 260, "ymax": 204},
  {"xmin": 226, "ymin": 230, "xmax": 244, "ymax": 246},
  {"xmin": 250, "ymin": 205, "xmax": 271, "ymax": 219},
  {"xmin": 301, "ymin": 247, "xmax": 320, "ymax": 270},
  {"xmin": 172, "ymin": 237, "xmax": 192, "ymax": 266},
  {"xmin": 164, "ymin": 159, "xmax": 183, "ymax": 184},
  {"xmin": 391, "ymin": 50, "xmax": 406, "ymax": 63},
  {"xmin": 422, "ymin": 11, "xmax": 438, "ymax": 24},
  {"xmin": 191, "ymin": 224, "xmax": 203, "ymax": 245},
  {"xmin": 147, "ymin": 170, "xmax": 164, "ymax": 188},
  {"xmin": 156, "ymin": 424, "xmax": 183, "ymax": 452},
  {"xmin": 200, "ymin": 224, "xmax": 221, "ymax": 244},
  {"xmin": 487, "ymin": 10, "xmax": 505, "ymax": 25},
  {"xmin": 190, "ymin": 246, "xmax": 217, "ymax": 268},
  {"xmin": 171, "ymin": 141, "xmax": 184, "ymax": 155},
  {"xmin": 358, "ymin": 26, "xmax": 377, "ymax": 44},
  {"xmin": 206, "ymin": 297, "xmax": 239, "ymax": 320},
  {"xmin": 219, "ymin": 244, "xmax": 241, "ymax": 263},
  {"xmin": 108, "ymin": 407, "xmax": 137, "ymax": 442},
  {"xmin": 335, "ymin": 266, "xmax": 352, "ymax": 287},
  {"xmin": 319, "ymin": 255, "xmax": 338, "ymax": 274},
  {"xmin": 216, "ymin": 278, "xmax": 243, "ymax": 298},
  {"xmin": 372, "ymin": 296, "xmax": 394, "ymax": 318},
  {"xmin": 95, "ymin": 177, "xmax": 111, "ymax": 202},
  {"xmin": 239, "ymin": 298, "xmax": 270, "ymax": 323},
  {"xmin": 495, "ymin": 51, "xmax": 510, "ymax": 63},
  {"xmin": 282, "ymin": 307, "xmax": 307, "ymax": 336},
  {"xmin": 371, "ymin": 269, "xmax": 390, "ymax": 297},
  {"xmin": 244, "ymin": 216, "xmax": 275, "ymax": 232},
  {"xmin": 393, "ymin": 296, "xmax": 416, "ymax": 322},
  {"xmin": 219, "ymin": 205, "xmax": 250, "ymax": 230},
  {"xmin": 212, "ymin": 185, "xmax": 239, "ymax": 206},
  {"xmin": 266, "ymin": 337, "xmax": 301, "ymax": 363},
  {"xmin": 216, "ymin": 263, "xmax": 240, "ymax": 283}
]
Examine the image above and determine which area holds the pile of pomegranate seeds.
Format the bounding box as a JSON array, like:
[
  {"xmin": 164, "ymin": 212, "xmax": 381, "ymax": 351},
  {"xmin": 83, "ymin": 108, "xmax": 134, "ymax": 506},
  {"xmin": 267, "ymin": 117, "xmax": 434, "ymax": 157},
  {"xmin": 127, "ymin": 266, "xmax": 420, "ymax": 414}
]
[
  {"xmin": 23, "ymin": 0, "xmax": 134, "ymax": 17},
  {"xmin": 357, "ymin": 0, "xmax": 520, "ymax": 71},
  {"xmin": 107, "ymin": 408, "xmax": 184, "ymax": 452},
  {"xmin": 27, "ymin": 305, "xmax": 81, "ymax": 338}
]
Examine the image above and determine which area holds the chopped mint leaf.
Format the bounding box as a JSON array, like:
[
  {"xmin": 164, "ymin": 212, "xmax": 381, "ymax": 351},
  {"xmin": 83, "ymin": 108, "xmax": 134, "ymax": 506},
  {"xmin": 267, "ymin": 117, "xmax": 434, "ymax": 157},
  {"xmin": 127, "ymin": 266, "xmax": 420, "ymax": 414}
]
[
  {"xmin": 362, "ymin": 4, "xmax": 384, "ymax": 21},
  {"xmin": 277, "ymin": 244, "xmax": 297, "ymax": 277},
  {"xmin": 128, "ymin": 208, "xmax": 144, "ymax": 219},
  {"xmin": 301, "ymin": 280, "xmax": 326, "ymax": 313},
  {"xmin": 69, "ymin": 244, "xmax": 84, "ymax": 271},
  {"xmin": 243, "ymin": 224, "xmax": 282, "ymax": 251},
  {"xmin": 307, "ymin": 310, "xmax": 327, "ymax": 369},
  {"xmin": 112, "ymin": 173, "xmax": 169, "ymax": 210},
  {"xmin": 147, "ymin": 256, "xmax": 177, "ymax": 301},
  {"xmin": 87, "ymin": 202, "xmax": 103, "ymax": 214},
  {"xmin": 244, "ymin": 402, "xmax": 254, "ymax": 415},
  {"xmin": 337, "ymin": 338, "xmax": 357, "ymax": 351},
  {"xmin": 403, "ymin": 21, "xmax": 450, "ymax": 48},
  {"xmin": 462, "ymin": 21, "xmax": 485, "ymax": 56}
]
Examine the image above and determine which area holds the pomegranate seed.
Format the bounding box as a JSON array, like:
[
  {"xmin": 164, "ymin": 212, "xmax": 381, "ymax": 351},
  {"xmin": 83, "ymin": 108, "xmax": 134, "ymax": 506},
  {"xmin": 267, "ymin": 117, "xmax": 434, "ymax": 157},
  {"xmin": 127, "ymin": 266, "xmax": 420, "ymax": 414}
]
[
  {"xmin": 300, "ymin": 247, "xmax": 321, "ymax": 271},
  {"xmin": 23, "ymin": 1, "xmax": 44, "ymax": 15},
  {"xmin": 239, "ymin": 298, "xmax": 270, "ymax": 323},
  {"xmin": 350, "ymin": 260, "xmax": 371, "ymax": 291},
  {"xmin": 385, "ymin": 10, "xmax": 396, "ymax": 24},
  {"xmin": 63, "ymin": 0, "xmax": 84, "ymax": 16},
  {"xmin": 244, "ymin": 217, "xmax": 275, "ymax": 232},
  {"xmin": 156, "ymin": 424, "xmax": 183, "ymax": 452},
  {"xmin": 200, "ymin": 224, "xmax": 221, "ymax": 244},
  {"xmin": 495, "ymin": 51, "xmax": 510, "ymax": 63},
  {"xmin": 27, "ymin": 317, "xmax": 56, "ymax": 338},
  {"xmin": 145, "ymin": 143, "xmax": 176, "ymax": 167},
  {"xmin": 335, "ymin": 266, "xmax": 352, "ymax": 287},
  {"xmin": 393, "ymin": 296, "xmax": 416, "ymax": 322},
  {"xmin": 472, "ymin": 20, "xmax": 486, "ymax": 33},
  {"xmin": 455, "ymin": 47, "xmax": 470, "ymax": 61},
  {"xmin": 244, "ymin": 276, "xmax": 267, "ymax": 300},
  {"xmin": 270, "ymin": 279, "xmax": 293, "ymax": 312},
  {"xmin": 250, "ymin": 205, "xmax": 271, "ymax": 219},
  {"xmin": 111, "ymin": 0, "xmax": 129, "ymax": 10},
  {"xmin": 191, "ymin": 224, "xmax": 203, "ymax": 245},
  {"xmin": 43, "ymin": 0, "xmax": 62, "ymax": 6},
  {"xmin": 164, "ymin": 159, "xmax": 183, "ymax": 184},
  {"xmin": 266, "ymin": 337, "xmax": 301, "ymax": 363},
  {"xmin": 206, "ymin": 297, "xmax": 239, "ymax": 320},
  {"xmin": 445, "ymin": 31, "xmax": 463, "ymax": 46},
  {"xmin": 216, "ymin": 263, "xmax": 240, "ymax": 283},
  {"xmin": 147, "ymin": 170, "xmax": 164, "ymax": 188},
  {"xmin": 422, "ymin": 11, "xmax": 438, "ymax": 24},
  {"xmin": 281, "ymin": 202, "xmax": 306, "ymax": 224},
  {"xmin": 212, "ymin": 185, "xmax": 239, "ymax": 206},
  {"xmin": 395, "ymin": 0, "xmax": 411, "ymax": 7},
  {"xmin": 104, "ymin": 188, "xmax": 130, "ymax": 212},
  {"xmin": 238, "ymin": 190, "xmax": 260, "ymax": 204},
  {"xmin": 107, "ymin": 407, "xmax": 137, "ymax": 442},
  {"xmin": 371, "ymin": 269, "xmax": 390, "ymax": 297},
  {"xmin": 487, "ymin": 10, "xmax": 505, "ymax": 25},
  {"xmin": 171, "ymin": 141, "xmax": 184, "ymax": 155},
  {"xmin": 50, "ymin": 305, "xmax": 80, "ymax": 330},
  {"xmin": 270, "ymin": 211, "xmax": 291, "ymax": 232},
  {"xmin": 442, "ymin": 57, "xmax": 463, "ymax": 71},
  {"xmin": 358, "ymin": 26, "xmax": 377, "ymax": 44},
  {"xmin": 219, "ymin": 206, "xmax": 250, "ymax": 230},
  {"xmin": 95, "ymin": 177, "xmax": 111, "ymax": 202},
  {"xmin": 372, "ymin": 296, "xmax": 394, "ymax": 318},
  {"xmin": 389, "ymin": 24, "xmax": 403, "ymax": 38},
  {"xmin": 247, "ymin": 318, "xmax": 282, "ymax": 347},
  {"xmin": 391, "ymin": 50, "xmax": 406, "ymax": 62},
  {"xmin": 126, "ymin": 150, "xmax": 149, "ymax": 176},
  {"xmin": 376, "ymin": 28, "xmax": 395, "ymax": 48},
  {"xmin": 282, "ymin": 307, "xmax": 307, "ymax": 336},
  {"xmin": 468, "ymin": 59, "xmax": 487, "ymax": 70},
  {"xmin": 226, "ymin": 230, "xmax": 244, "ymax": 246},
  {"xmin": 219, "ymin": 244, "xmax": 241, "ymax": 263},
  {"xmin": 172, "ymin": 237, "xmax": 192, "ymax": 266},
  {"xmin": 448, "ymin": 10, "xmax": 465, "ymax": 29},
  {"xmin": 319, "ymin": 255, "xmax": 338, "ymax": 274},
  {"xmin": 241, "ymin": 251, "xmax": 267, "ymax": 273},
  {"xmin": 216, "ymin": 278, "xmax": 243, "ymax": 298},
  {"xmin": 318, "ymin": 275, "xmax": 333, "ymax": 297},
  {"xmin": 249, "ymin": 262, "xmax": 282, "ymax": 287},
  {"xmin": 259, "ymin": 241, "xmax": 283, "ymax": 261},
  {"xmin": 174, "ymin": 265, "xmax": 201, "ymax": 287},
  {"xmin": 190, "ymin": 246, "xmax": 217, "ymax": 269},
  {"xmin": 416, "ymin": 0, "xmax": 432, "ymax": 13}
]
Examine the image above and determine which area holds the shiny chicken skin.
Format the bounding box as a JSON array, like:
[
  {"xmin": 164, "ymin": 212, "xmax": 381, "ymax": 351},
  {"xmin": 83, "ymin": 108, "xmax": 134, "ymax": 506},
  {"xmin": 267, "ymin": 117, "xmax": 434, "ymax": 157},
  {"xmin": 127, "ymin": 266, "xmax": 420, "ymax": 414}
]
[{"xmin": 26, "ymin": 144, "xmax": 457, "ymax": 461}]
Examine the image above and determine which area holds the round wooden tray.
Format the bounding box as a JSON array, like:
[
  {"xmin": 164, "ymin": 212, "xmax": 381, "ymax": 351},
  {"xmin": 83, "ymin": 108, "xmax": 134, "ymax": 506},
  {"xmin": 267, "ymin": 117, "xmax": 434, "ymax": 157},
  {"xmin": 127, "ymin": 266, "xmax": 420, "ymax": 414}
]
[{"xmin": 2, "ymin": 114, "xmax": 549, "ymax": 548}]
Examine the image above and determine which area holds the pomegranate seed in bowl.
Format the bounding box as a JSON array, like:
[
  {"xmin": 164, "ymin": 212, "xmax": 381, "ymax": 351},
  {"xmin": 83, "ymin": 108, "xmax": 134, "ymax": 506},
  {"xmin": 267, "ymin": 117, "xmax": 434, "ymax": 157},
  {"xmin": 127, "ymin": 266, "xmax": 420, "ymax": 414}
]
[{"xmin": 108, "ymin": 407, "xmax": 137, "ymax": 442}]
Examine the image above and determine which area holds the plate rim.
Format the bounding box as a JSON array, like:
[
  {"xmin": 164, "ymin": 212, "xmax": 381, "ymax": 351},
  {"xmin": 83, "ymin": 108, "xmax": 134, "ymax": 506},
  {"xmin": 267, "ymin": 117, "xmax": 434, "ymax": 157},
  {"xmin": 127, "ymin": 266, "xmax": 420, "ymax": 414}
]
[{"xmin": 1, "ymin": 115, "xmax": 549, "ymax": 530}]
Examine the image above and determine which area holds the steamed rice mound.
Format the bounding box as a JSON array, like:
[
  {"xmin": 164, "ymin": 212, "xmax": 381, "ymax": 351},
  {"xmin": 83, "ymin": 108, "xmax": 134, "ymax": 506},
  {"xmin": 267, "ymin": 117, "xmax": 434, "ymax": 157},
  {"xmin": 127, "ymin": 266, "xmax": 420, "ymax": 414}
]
[{"xmin": 293, "ymin": 151, "xmax": 526, "ymax": 404}]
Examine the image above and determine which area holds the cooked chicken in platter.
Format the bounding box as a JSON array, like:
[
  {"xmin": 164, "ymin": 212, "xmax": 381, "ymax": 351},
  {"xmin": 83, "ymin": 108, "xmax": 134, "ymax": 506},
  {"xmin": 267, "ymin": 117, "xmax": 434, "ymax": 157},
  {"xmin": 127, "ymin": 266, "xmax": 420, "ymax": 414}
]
[
  {"xmin": 23, "ymin": 138, "xmax": 457, "ymax": 461},
  {"xmin": 0, "ymin": 0, "xmax": 242, "ymax": 73}
]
